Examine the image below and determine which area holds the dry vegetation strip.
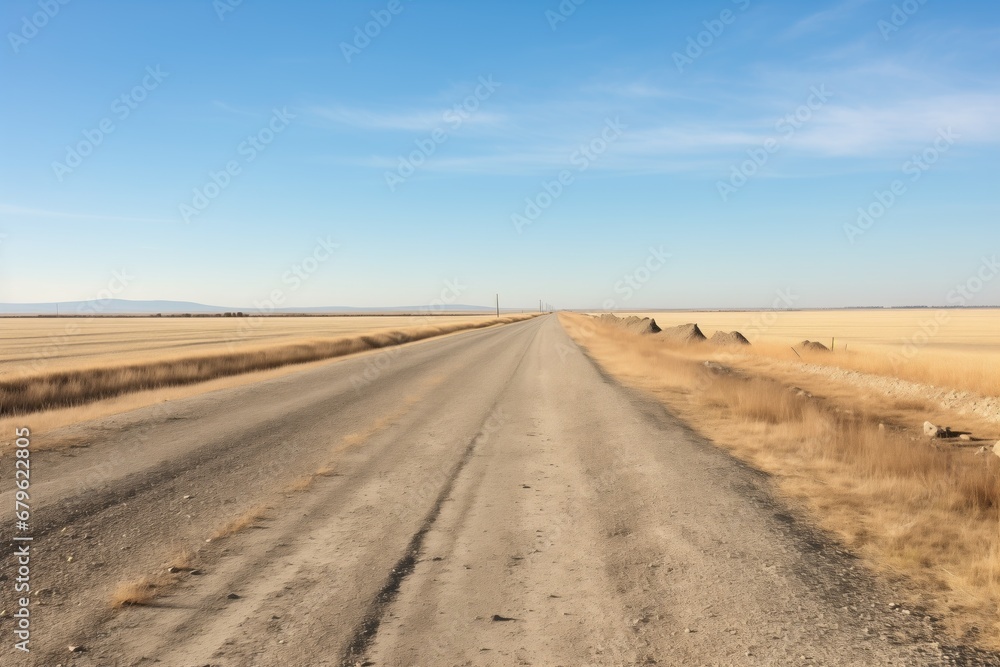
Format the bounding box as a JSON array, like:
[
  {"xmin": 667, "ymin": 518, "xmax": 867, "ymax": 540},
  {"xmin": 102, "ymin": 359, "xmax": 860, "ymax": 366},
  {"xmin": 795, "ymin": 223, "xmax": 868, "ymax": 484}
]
[
  {"xmin": 727, "ymin": 339, "xmax": 1000, "ymax": 400},
  {"xmin": 620, "ymin": 309, "xmax": 1000, "ymax": 398},
  {"xmin": 560, "ymin": 312, "xmax": 1000, "ymax": 647},
  {"xmin": 210, "ymin": 504, "xmax": 271, "ymax": 541},
  {"xmin": 0, "ymin": 315, "xmax": 535, "ymax": 417},
  {"xmin": 1, "ymin": 314, "xmax": 499, "ymax": 378}
]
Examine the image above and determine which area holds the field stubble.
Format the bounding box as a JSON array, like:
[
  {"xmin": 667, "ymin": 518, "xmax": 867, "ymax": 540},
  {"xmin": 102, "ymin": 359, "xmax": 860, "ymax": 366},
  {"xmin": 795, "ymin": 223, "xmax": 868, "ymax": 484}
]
[
  {"xmin": 618, "ymin": 309, "xmax": 1000, "ymax": 398},
  {"xmin": 0, "ymin": 314, "xmax": 537, "ymax": 442}
]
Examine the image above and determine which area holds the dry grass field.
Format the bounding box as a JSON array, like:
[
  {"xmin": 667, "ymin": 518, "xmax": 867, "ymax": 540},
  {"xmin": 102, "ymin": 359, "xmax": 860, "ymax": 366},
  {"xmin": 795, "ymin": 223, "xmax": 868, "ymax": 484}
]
[
  {"xmin": 614, "ymin": 309, "xmax": 1000, "ymax": 398},
  {"xmin": 0, "ymin": 314, "xmax": 495, "ymax": 379},
  {"xmin": 562, "ymin": 311, "xmax": 1000, "ymax": 648},
  {"xmin": 0, "ymin": 314, "xmax": 533, "ymax": 439},
  {"xmin": 620, "ymin": 308, "xmax": 1000, "ymax": 349}
]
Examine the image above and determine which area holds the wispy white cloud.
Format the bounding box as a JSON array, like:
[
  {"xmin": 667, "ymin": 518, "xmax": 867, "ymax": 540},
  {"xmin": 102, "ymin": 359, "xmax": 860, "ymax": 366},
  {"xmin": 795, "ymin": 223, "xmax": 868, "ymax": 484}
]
[
  {"xmin": 785, "ymin": 0, "xmax": 872, "ymax": 38},
  {"xmin": 305, "ymin": 45, "xmax": 1000, "ymax": 178},
  {"xmin": 580, "ymin": 81, "xmax": 672, "ymax": 99},
  {"xmin": 791, "ymin": 93, "xmax": 1000, "ymax": 156},
  {"xmin": 211, "ymin": 100, "xmax": 260, "ymax": 117},
  {"xmin": 308, "ymin": 105, "xmax": 507, "ymax": 132},
  {"xmin": 0, "ymin": 204, "xmax": 177, "ymax": 224},
  {"xmin": 319, "ymin": 149, "xmax": 721, "ymax": 176},
  {"xmin": 317, "ymin": 89, "xmax": 1000, "ymax": 176},
  {"xmin": 615, "ymin": 94, "xmax": 1000, "ymax": 165}
]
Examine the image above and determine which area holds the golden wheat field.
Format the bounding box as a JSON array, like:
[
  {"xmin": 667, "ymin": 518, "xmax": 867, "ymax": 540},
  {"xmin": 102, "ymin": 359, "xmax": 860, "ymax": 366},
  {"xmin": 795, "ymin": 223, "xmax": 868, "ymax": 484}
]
[
  {"xmin": 0, "ymin": 313, "xmax": 527, "ymax": 438},
  {"xmin": 613, "ymin": 309, "xmax": 1000, "ymax": 398},
  {"xmin": 0, "ymin": 314, "xmax": 492, "ymax": 379},
  {"xmin": 617, "ymin": 308, "xmax": 1000, "ymax": 349}
]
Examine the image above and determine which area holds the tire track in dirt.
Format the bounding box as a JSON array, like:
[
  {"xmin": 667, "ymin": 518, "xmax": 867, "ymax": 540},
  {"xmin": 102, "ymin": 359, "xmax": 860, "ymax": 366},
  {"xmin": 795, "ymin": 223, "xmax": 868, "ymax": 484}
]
[{"xmin": 340, "ymin": 325, "xmax": 540, "ymax": 666}]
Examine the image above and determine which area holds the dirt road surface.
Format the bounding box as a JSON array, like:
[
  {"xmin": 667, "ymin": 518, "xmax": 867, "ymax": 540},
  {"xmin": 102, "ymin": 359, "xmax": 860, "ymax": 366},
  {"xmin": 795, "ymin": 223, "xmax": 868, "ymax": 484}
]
[{"xmin": 1, "ymin": 315, "xmax": 994, "ymax": 666}]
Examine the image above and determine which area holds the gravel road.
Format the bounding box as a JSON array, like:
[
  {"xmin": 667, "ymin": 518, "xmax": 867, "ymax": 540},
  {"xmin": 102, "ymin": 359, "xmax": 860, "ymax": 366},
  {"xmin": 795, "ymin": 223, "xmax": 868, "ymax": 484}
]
[{"xmin": 1, "ymin": 314, "xmax": 995, "ymax": 666}]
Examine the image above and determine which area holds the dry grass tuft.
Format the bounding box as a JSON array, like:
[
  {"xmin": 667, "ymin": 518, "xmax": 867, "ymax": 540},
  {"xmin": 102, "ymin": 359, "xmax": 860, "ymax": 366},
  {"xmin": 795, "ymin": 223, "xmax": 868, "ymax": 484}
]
[
  {"xmin": 110, "ymin": 575, "xmax": 172, "ymax": 608},
  {"xmin": 284, "ymin": 474, "xmax": 316, "ymax": 493},
  {"xmin": 284, "ymin": 464, "xmax": 343, "ymax": 492},
  {"xmin": 167, "ymin": 548, "xmax": 196, "ymax": 571},
  {"xmin": 704, "ymin": 376, "xmax": 816, "ymax": 424},
  {"xmin": 210, "ymin": 505, "xmax": 269, "ymax": 540}
]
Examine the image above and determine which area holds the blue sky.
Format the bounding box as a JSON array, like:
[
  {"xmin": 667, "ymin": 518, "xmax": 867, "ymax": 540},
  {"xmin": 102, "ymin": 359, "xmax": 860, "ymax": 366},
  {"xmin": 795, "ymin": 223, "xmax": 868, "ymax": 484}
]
[{"xmin": 1, "ymin": 0, "xmax": 998, "ymax": 310}]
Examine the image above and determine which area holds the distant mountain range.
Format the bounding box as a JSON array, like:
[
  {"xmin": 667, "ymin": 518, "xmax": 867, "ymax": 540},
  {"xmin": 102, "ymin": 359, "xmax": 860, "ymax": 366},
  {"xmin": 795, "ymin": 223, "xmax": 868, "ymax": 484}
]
[{"xmin": 0, "ymin": 299, "xmax": 503, "ymax": 315}]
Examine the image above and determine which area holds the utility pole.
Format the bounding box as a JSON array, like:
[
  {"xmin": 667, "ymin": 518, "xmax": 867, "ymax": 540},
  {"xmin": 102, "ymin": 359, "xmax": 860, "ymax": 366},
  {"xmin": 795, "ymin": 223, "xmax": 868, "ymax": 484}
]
[
  {"xmin": 539, "ymin": 299, "xmax": 542, "ymax": 313},
  {"xmin": 495, "ymin": 294, "xmax": 499, "ymax": 318}
]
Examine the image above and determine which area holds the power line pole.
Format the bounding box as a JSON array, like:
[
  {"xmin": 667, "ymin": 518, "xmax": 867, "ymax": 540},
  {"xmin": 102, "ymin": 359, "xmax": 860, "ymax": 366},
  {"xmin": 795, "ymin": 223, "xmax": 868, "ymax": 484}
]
[{"xmin": 495, "ymin": 294, "xmax": 499, "ymax": 318}]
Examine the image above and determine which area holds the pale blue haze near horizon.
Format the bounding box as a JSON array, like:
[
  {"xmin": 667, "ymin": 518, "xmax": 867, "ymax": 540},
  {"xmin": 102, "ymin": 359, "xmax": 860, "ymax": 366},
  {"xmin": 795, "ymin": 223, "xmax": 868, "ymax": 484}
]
[{"xmin": 1, "ymin": 0, "xmax": 998, "ymax": 310}]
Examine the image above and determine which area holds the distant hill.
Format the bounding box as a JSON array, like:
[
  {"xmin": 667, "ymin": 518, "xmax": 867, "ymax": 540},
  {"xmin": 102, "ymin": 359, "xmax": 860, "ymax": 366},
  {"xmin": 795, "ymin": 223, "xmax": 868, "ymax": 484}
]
[
  {"xmin": 0, "ymin": 299, "xmax": 227, "ymax": 315},
  {"xmin": 0, "ymin": 299, "xmax": 501, "ymax": 316}
]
